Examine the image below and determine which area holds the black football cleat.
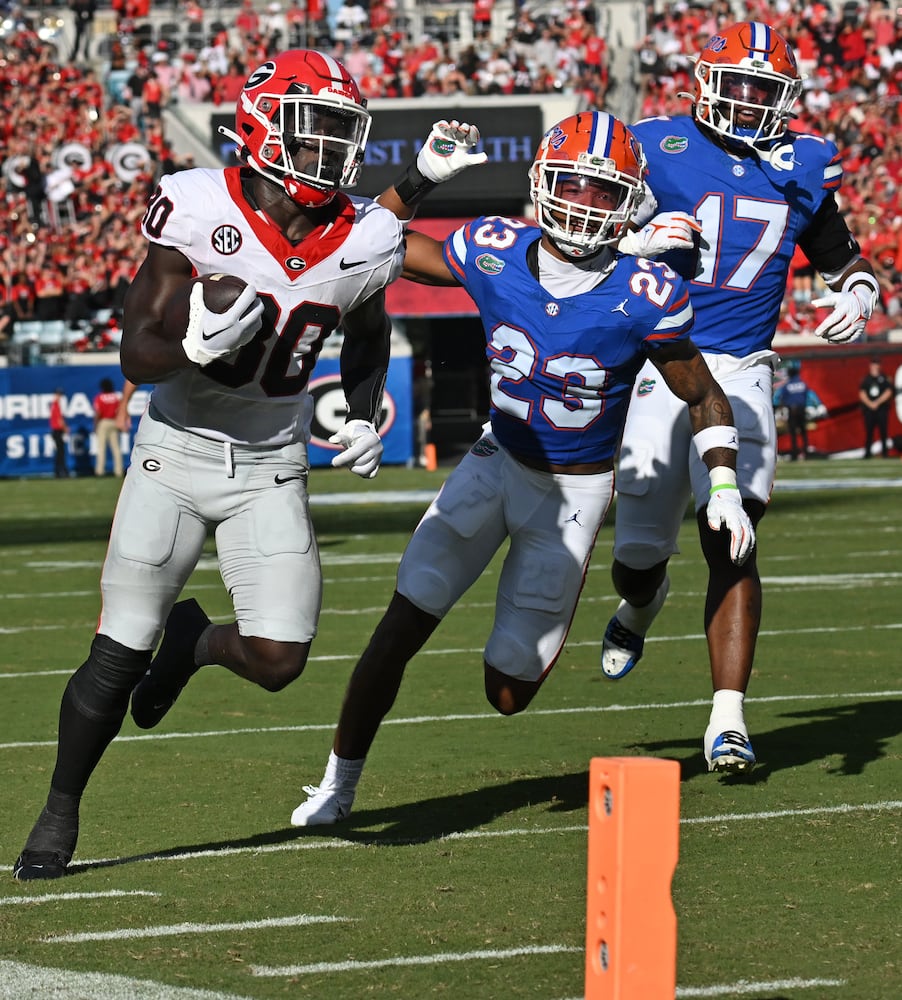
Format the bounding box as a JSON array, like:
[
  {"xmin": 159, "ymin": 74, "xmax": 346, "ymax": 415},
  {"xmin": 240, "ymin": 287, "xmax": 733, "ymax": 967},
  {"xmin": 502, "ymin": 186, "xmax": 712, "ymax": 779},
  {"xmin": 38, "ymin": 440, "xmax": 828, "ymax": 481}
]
[
  {"xmin": 13, "ymin": 850, "xmax": 70, "ymax": 881},
  {"xmin": 130, "ymin": 599, "xmax": 211, "ymax": 729}
]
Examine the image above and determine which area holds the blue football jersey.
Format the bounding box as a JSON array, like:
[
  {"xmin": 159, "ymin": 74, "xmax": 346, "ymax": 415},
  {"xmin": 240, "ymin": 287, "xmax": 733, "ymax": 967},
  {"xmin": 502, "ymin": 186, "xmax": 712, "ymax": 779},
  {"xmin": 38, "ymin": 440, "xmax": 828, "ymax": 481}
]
[
  {"xmin": 775, "ymin": 377, "xmax": 809, "ymax": 407},
  {"xmin": 442, "ymin": 216, "xmax": 694, "ymax": 465},
  {"xmin": 631, "ymin": 116, "xmax": 843, "ymax": 356}
]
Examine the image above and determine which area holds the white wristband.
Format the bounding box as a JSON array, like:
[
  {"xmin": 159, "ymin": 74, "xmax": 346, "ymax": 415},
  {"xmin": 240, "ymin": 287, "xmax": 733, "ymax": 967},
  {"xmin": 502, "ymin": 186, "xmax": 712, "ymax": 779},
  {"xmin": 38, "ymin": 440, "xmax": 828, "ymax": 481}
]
[{"xmin": 692, "ymin": 425, "xmax": 739, "ymax": 460}]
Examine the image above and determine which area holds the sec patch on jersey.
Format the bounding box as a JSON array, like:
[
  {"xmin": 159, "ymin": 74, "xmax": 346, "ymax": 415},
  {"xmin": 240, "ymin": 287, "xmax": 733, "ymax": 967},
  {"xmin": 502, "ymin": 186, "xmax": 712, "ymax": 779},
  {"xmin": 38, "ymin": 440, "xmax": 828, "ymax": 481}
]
[{"xmin": 163, "ymin": 273, "xmax": 249, "ymax": 335}]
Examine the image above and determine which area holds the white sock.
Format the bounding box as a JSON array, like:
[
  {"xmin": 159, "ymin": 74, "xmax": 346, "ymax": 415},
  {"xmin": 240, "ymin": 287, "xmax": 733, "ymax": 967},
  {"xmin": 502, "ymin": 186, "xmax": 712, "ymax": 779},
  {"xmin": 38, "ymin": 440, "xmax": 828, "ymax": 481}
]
[
  {"xmin": 322, "ymin": 749, "xmax": 365, "ymax": 790},
  {"xmin": 708, "ymin": 689, "xmax": 747, "ymax": 735},
  {"xmin": 616, "ymin": 574, "xmax": 670, "ymax": 635}
]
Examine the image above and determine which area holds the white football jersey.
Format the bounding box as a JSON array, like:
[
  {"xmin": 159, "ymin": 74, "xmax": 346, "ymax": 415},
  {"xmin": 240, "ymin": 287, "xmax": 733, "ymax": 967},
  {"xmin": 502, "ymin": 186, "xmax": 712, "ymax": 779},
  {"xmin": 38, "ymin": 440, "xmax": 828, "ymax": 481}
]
[{"xmin": 141, "ymin": 167, "xmax": 405, "ymax": 446}]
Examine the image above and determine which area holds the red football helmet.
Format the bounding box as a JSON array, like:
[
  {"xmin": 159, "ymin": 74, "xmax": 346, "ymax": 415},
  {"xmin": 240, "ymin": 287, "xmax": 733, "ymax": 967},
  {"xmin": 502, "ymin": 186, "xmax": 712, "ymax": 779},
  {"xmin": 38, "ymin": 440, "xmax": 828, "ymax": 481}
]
[
  {"xmin": 693, "ymin": 22, "xmax": 803, "ymax": 149},
  {"xmin": 529, "ymin": 111, "xmax": 647, "ymax": 258},
  {"xmin": 222, "ymin": 49, "xmax": 371, "ymax": 207}
]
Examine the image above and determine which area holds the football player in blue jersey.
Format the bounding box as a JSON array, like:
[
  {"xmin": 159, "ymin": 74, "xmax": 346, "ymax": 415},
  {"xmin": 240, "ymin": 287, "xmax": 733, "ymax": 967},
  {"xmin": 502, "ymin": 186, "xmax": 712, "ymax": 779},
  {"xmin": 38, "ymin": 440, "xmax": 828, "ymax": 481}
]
[
  {"xmin": 598, "ymin": 22, "xmax": 881, "ymax": 773},
  {"xmin": 291, "ymin": 110, "xmax": 757, "ymax": 826}
]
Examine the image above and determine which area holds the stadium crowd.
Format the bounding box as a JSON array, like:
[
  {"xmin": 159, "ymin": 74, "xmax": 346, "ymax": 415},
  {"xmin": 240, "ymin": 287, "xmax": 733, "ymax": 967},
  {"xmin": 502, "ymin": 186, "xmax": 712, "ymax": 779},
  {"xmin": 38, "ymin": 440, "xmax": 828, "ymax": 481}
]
[{"xmin": 0, "ymin": 0, "xmax": 900, "ymax": 352}]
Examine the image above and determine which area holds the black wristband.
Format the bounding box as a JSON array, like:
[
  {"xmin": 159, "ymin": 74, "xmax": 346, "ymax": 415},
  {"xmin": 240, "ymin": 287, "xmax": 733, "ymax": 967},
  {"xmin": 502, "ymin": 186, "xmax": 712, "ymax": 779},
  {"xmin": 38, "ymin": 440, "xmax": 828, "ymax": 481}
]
[{"xmin": 393, "ymin": 161, "xmax": 437, "ymax": 206}]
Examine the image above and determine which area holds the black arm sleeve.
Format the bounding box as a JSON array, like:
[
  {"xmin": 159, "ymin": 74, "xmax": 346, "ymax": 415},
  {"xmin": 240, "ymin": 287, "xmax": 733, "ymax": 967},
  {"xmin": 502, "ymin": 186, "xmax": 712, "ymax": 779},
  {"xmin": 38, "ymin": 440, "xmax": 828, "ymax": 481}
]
[
  {"xmin": 797, "ymin": 194, "xmax": 862, "ymax": 275},
  {"xmin": 340, "ymin": 311, "xmax": 391, "ymax": 426}
]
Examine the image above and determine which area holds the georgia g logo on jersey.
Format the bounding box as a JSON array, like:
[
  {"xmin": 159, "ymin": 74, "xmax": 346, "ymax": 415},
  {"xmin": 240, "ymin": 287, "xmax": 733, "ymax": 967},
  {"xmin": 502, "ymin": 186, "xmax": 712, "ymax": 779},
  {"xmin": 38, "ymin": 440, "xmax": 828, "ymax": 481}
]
[{"xmin": 211, "ymin": 224, "xmax": 243, "ymax": 255}]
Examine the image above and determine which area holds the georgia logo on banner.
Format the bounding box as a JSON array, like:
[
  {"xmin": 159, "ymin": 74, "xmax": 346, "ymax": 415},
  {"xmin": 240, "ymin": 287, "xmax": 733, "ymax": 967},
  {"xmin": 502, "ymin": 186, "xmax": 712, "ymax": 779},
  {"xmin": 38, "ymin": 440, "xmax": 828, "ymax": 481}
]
[
  {"xmin": 2, "ymin": 155, "xmax": 30, "ymax": 190},
  {"xmin": 307, "ymin": 373, "xmax": 396, "ymax": 449},
  {"xmin": 106, "ymin": 142, "xmax": 151, "ymax": 182},
  {"xmin": 51, "ymin": 142, "xmax": 93, "ymax": 172}
]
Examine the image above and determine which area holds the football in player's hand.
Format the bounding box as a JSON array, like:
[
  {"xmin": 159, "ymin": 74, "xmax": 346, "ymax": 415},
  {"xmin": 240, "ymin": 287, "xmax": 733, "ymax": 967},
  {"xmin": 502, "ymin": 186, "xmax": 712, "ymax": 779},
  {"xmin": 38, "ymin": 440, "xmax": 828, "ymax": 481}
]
[{"xmin": 163, "ymin": 273, "xmax": 249, "ymax": 333}]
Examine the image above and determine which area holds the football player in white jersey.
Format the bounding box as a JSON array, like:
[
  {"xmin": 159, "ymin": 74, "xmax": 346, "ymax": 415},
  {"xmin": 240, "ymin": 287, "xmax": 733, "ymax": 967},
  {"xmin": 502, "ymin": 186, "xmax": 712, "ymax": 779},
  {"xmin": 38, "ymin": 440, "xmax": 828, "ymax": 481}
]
[
  {"xmin": 599, "ymin": 22, "xmax": 881, "ymax": 774},
  {"xmin": 290, "ymin": 110, "xmax": 757, "ymax": 828},
  {"xmin": 12, "ymin": 49, "xmax": 485, "ymax": 882}
]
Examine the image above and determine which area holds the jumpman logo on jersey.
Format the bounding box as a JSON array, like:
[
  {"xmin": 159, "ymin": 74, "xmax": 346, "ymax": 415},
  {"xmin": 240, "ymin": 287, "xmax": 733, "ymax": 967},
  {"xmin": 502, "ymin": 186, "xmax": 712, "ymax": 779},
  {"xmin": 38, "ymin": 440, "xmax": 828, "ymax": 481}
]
[
  {"xmin": 751, "ymin": 378, "xmax": 766, "ymax": 392},
  {"xmin": 565, "ymin": 509, "xmax": 583, "ymax": 526},
  {"xmin": 612, "ymin": 299, "xmax": 630, "ymax": 316}
]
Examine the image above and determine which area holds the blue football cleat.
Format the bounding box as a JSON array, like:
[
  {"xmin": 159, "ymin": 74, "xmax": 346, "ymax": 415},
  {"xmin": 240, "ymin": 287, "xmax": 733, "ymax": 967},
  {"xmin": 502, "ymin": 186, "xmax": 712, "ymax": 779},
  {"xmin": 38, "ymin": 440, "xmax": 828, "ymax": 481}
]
[{"xmin": 600, "ymin": 615, "xmax": 645, "ymax": 679}]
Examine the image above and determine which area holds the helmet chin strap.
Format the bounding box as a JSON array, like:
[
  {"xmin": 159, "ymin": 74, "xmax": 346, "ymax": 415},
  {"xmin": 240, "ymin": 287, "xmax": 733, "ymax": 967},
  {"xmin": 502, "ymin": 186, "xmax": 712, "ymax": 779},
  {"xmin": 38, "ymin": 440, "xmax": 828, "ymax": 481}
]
[
  {"xmin": 282, "ymin": 174, "xmax": 335, "ymax": 208},
  {"xmin": 219, "ymin": 124, "xmax": 337, "ymax": 209},
  {"xmin": 548, "ymin": 234, "xmax": 610, "ymax": 261}
]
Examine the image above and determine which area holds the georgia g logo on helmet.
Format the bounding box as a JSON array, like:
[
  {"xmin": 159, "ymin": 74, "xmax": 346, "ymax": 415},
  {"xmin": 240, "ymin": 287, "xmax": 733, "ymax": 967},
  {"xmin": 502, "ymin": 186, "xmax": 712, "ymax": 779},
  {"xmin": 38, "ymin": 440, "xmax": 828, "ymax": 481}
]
[{"xmin": 220, "ymin": 49, "xmax": 372, "ymax": 209}]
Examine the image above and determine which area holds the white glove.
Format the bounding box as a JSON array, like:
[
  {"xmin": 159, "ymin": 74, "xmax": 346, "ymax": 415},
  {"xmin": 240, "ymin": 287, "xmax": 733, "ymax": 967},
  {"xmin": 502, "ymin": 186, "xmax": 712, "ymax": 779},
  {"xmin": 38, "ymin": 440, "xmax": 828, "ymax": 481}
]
[
  {"xmin": 182, "ymin": 282, "xmax": 264, "ymax": 367},
  {"xmin": 811, "ymin": 284, "xmax": 876, "ymax": 343},
  {"xmin": 416, "ymin": 119, "xmax": 488, "ymax": 184},
  {"xmin": 329, "ymin": 419, "xmax": 383, "ymax": 479},
  {"xmin": 706, "ymin": 487, "xmax": 756, "ymax": 566},
  {"xmin": 617, "ymin": 212, "xmax": 701, "ymax": 257}
]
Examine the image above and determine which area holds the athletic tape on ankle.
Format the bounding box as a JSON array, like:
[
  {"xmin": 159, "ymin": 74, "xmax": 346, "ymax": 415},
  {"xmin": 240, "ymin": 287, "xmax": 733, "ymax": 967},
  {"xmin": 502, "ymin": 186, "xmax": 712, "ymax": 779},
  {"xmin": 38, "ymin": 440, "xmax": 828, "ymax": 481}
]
[{"xmin": 692, "ymin": 425, "xmax": 738, "ymax": 460}]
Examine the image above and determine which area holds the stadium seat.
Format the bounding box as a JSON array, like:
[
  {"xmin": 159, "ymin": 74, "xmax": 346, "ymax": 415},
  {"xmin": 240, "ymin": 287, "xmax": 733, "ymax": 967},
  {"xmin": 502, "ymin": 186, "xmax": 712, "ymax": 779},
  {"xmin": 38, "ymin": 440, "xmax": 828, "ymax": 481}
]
[
  {"xmin": 158, "ymin": 22, "xmax": 182, "ymax": 52},
  {"xmin": 185, "ymin": 22, "xmax": 205, "ymax": 51},
  {"xmin": 207, "ymin": 20, "xmax": 228, "ymax": 44},
  {"xmin": 132, "ymin": 22, "xmax": 154, "ymax": 50}
]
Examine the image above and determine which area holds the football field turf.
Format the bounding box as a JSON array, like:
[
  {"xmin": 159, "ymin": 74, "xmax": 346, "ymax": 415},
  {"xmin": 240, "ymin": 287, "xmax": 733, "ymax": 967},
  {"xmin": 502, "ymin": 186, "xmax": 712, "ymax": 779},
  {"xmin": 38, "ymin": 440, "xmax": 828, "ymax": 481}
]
[{"xmin": 1, "ymin": 463, "xmax": 899, "ymax": 999}]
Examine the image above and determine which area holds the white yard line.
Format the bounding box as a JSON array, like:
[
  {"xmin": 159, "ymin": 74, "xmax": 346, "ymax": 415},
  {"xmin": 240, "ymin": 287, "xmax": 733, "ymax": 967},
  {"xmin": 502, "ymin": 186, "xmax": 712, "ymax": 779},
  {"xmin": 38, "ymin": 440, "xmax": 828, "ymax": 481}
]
[
  {"xmin": 0, "ymin": 889, "xmax": 157, "ymax": 906},
  {"xmin": 1, "ymin": 800, "xmax": 897, "ymax": 876},
  {"xmin": 675, "ymin": 979, "xmax": 846, "ymax": 998},
  {"xmin": 1, "ymin": 688, "xmax": 899, "ymax": 750},
  {"xmin": 0, "ymin": 960, "xmax": 252, "ymax": 1000},
  {"xmin": 250, "ymin": 943, "xmax": 582, "ymax": 977},
  {"xmin": 42, "ymin": 913, "xmax": 352, "ymax": 944},
  {"xmin": 555, "ymin": 977, "xmax": 847, "ymax": 1000}
]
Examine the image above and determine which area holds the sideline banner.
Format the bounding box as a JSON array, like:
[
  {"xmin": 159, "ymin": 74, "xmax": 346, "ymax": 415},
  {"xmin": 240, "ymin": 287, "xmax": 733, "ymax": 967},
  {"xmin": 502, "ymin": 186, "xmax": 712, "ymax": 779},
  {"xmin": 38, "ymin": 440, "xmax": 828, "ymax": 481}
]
[
  {"xmin": 776, "ymin": 346, "xmax": 902, "ymax": 457},
  {"xmin": 0, "ymin": 359, "xmax": 412, "ymax": 478}
]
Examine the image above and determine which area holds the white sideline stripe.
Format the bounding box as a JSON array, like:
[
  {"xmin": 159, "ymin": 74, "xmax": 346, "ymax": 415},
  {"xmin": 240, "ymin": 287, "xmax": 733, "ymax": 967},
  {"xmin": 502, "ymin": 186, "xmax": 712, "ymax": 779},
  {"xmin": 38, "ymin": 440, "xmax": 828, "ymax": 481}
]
[
  {"xmin": 681, "ymin": 799, "xmax": 902, "ymax": 825},
  {"xmin": 0, "ymin": 889, "xmax": 158, "ymax": 906},
  {"xmin": 676, "ymin": 978, "xmax": 846, "ymax": 997},
  {"xmin": 43, "ymin": 913, "xmax": 351, "ymax": 943},
  {"xmin": 555, "ymin": 977, "xmax": 846, "ymax": 1000},
  {"xmin": 250, "ymin": 943, "xmax": 581, "ymax": 977},
  {"xmin": 3, "ymin": 598, "xmax": 902, "ymax": 663},
  {"xmin": 0, "ymin": 802, "xmax": 897, "ymax": 875},
  {"xmin": 0, "ymin": 960, "xmax": 252, "ymax": 1000},
  {"xmin": 5, "ymin": 564, "xmax": 902, "ymax": 605},
  {"xmin": 6, "ymin": 579, "xmax": 902, "ymax": 640},
  {"xmin": 1, "ymin": 689, "xmax": 899, "ymax": 750}
]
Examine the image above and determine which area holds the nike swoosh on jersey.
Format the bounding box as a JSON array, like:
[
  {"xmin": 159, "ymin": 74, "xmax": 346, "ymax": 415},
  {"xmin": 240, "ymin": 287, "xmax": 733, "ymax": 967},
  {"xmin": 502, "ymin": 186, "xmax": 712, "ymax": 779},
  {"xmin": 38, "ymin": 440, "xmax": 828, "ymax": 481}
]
[
  {"xmin": 339, "ymin": 258, "xmax": 367, "ymax": 270},
  {"xmin": 274, "ymin": 474, "xmax": 302, "ymax": 485}
]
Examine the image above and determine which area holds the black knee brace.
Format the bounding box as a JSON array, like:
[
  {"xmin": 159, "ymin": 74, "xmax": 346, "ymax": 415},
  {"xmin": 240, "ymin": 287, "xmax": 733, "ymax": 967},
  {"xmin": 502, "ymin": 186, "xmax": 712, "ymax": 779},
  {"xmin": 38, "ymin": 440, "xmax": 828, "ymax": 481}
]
[{"xmin": 66, "ymin": 633, "xmax": 152, "ymax": 722}]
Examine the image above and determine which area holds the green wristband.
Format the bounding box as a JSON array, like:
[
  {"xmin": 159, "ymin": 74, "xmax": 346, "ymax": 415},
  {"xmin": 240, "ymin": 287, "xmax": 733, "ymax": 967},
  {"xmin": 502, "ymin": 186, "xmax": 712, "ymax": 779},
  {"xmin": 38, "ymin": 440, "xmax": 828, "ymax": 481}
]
[{"xmin": 710, "ymin": 483, "xmax": 740, "ymax": 496}]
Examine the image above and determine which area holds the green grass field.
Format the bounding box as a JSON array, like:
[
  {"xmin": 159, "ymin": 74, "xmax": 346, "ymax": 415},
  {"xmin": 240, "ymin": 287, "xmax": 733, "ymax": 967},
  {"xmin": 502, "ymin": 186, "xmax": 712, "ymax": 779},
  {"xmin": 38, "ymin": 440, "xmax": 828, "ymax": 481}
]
[{"xmin": 1, "ymin": 461, "xmax": 900, "ymax": 999}]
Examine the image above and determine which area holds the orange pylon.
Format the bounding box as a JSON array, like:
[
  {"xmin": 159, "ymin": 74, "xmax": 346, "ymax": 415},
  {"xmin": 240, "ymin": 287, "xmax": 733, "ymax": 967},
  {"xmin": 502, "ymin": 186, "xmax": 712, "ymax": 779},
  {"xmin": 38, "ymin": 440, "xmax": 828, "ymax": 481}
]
[
  {"xmin": 585, "ymin": 757, "xmax": 680, "ymax": 1000},
  {"xmin": 424, "ymin": 442, "xmax": 438, "ymax": 471}
]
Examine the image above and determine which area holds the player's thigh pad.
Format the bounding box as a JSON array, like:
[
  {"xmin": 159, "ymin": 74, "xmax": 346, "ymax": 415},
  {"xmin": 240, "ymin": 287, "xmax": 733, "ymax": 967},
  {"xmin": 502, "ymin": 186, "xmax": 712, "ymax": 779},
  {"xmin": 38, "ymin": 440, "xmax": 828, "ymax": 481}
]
[
  {"xmin": 216, "ymin": 442, "xmax": 320, "ymax": 643},
  {"xmin": 689, "ymin": 363, "xmax": 776, "ymax": 509},
  {"xmin": 99, "ymin": 418, "xmax": 209, "ymax": 650},
  {"xmin": 397, "ymin": 439, "xmax": 509, "ymax": 618},
  {"xmin": 484, "ymin": 467, "xmax": 613, "ymax": 682},
  {"xmin": 614, "ymin": 360, "xmax": 692, "ymax": 569}
]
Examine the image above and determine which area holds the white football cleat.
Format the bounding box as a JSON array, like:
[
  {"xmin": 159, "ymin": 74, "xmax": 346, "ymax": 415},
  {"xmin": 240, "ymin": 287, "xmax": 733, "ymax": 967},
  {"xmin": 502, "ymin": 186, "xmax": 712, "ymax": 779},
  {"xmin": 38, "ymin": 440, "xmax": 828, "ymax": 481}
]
[{"xmin": 290, "ymin": 783, "xmax": 355, "ymax": 827}]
